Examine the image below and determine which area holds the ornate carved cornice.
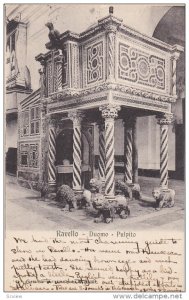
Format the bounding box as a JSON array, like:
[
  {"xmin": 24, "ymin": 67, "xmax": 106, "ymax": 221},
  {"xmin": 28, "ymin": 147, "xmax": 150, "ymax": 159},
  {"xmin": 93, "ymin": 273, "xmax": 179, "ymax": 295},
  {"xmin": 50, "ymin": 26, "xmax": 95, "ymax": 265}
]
[
  {"xmin": 156, "ymin": 113, "xmax": 174, "ymax": 125},
  {"xmin": 120, "ymin": 24, "xmax": 184, "ymax": 54},
  {"xmin": 50, "ymin": 82, "xmax": 177, "ymax": 104},
  {"xmin": 113, "ymin": 84, "xmax": 177, "ymax": 103},
  {"xmin": 50, "ymin": 88, "xmax": 81, "ymax": 101},
  {"xmin": 170, "ymin": 44, "xmax": 184, "ymax": 60},
  {"xmin": 99, "ymin": 104, "xmax": 121, "ymax": 119},
  {"xmin": 60, "ymin": 30, "xmax": 80, "ymax": 42},
  {"xmin": 49, "ymin": 82, "xmax": 176, "ymax": 104},
  {"xmin": 98, "ymin": 14, "xmax": 123, "ymax": 29}
]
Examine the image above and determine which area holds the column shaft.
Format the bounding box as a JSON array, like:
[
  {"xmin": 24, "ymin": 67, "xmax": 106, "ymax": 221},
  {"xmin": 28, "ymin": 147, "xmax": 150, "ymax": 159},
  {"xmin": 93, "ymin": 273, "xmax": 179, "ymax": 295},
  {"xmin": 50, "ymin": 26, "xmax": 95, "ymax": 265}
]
[
  {"xmin": 107, "ymin": 30, "xmax": 115, "ymax": 81},
  {"xmin": 157, "ymin": 113, "xmax": 173, "ymax": 190},
  {"xmin": 98, "ymin": 123, "xmax": 106, "ymax": 182},
  {"xmin": 160, "ymin": 124, "xmax": 169, "ymax": 189},
  {"xmin": 100, "ymin": 104, "xmax": 120, "ymax": 199},
  {"xmin": 171, "ymin": 57, "xmax": 177, "ymax": 96},
  {"xmin": 68, "ymin": 111, "xmax": 84, "ymax": 192},
  {"xmin": 73, "ymin": 124, "xmax": 82, "ymax": 191},
  {"xmin": 57, "ymin": 50, "xmax": 63, "ymax": 91},
  {"xmin": 124, "ymin": 122, "xmax": 133, "ymax": 184},
  {"xmin": 48, "ymin": 122, "xmax": 56, "ymax": 187},
  {"xmin": 132, "ymin": 118, "xmax": 138, "ymax": 184},
  {"xmin": 104, "ymin": 119, "xmax": 115, "ymax": 197}
]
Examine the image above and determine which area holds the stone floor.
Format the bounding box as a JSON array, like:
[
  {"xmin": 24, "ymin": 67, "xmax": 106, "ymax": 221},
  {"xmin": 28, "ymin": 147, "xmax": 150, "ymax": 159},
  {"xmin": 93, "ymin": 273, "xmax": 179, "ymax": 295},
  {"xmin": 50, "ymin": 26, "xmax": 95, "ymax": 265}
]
[{"xmin": 5, "ymin": 175, "xmax": 185, "ymax": 231}]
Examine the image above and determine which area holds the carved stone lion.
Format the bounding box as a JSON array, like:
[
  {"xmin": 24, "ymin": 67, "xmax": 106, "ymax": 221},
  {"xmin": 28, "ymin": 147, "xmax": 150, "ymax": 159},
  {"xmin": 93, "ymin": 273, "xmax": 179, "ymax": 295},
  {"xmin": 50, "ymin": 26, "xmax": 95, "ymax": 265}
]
[
  {"xmin": 93, "ymin": 194, "xmax": 130, "ymax": 223},
  {"xmin": 152, "ymin": 187, "xmax": 175, "ymax": 210}
]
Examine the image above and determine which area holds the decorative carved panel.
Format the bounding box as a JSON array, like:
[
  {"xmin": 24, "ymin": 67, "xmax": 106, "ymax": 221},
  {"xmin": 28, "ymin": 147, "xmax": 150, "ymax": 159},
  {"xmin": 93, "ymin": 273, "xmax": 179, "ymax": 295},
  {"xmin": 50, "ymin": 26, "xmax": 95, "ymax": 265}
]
[
  {"xmin": 118, "ymin": 42, "xmax": 166, "ymax": 92},
  {"xmin": 86, "ymin": 41, "xmax": 104, "ymax": 85},
  {"xmin": 29, "ymin": 144, "xmax": 39, "ymax": 168},
  {"xmin": 19, "ymin": 142, "xmax": 39, "ymax": 168},
  {"xmin": 70, "ymin": 43, "xmax": 80, "ymax": 89}
]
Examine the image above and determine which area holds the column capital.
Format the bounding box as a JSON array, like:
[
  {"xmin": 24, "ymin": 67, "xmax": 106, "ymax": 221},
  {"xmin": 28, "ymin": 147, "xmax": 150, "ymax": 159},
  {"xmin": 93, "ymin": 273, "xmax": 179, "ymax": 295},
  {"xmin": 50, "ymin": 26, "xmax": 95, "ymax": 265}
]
[
  {"xmin": 105, "ymin": 24, "xmax": 117, "ymax": 34},
  {"xmin": 55, "ymin": 49, "xmax": 64, "ymax": 63},
  {"xmin": 68, "ymin": 111, "xmax": 84, "ymax": 126},
  {"xmin": 123, "ymin": 115, "xmax": 135, "ymax": 127},
  {"xmin": 38, "ymin": 67, "xmax": 44, "ymax": 76},
  {"xmin": 156, "ymin": 113, "xmax": 174, "ymax": 125},
  {"xmin": 40, "ymin": 101, "xmax": 47, "ymax": 113},
  {"xmin": 99, "ymin": 104, "xmax": 120, "ymax": 120},
  {"xmin": 46, "ymin": 116, "xmax": 57, "ymax": 128}
]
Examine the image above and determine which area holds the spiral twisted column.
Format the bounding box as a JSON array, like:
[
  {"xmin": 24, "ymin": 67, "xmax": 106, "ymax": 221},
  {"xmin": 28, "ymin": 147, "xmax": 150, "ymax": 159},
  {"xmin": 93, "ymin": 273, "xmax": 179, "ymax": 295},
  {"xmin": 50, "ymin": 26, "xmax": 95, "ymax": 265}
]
[
  {"xmin": 106, "ymin": 27, "xmax": 116, "ymax": 81},
  {"xmin": 56, "ymin": 50, "xmax": 63, "ymax": 91},
  {"xmin": 172, "ymin": 57, "xmax": 177, "ymax": 96},
  {"xmin": 171, "ymin": 51, "xmax": 181, "ymax": 96},
  {"xmin": 157, "ymin": 113, "xmax": 173, "ymax": 190},
  {"xmin": 98, "ymin": 123, "xmax": 106, "ymax": 182},
  {"xmin": 124, "ymin": 119, "xmax": 133, "ymax": 184},
  {"xmin": 68, "ymin": 111, "xmax": 84, "ymax": 193},
  {"xmin": 105, "ymin": 18, "xmax": 121, "ymax": 82},
  {"xmin": 132, "ymin": 117, "xmax": 138, "ymax": 184},
  {"xmin": 48, "ymin": 118, "xmax": 57, "ymax": 187},
  {"xmin": 100, "ymin": 104, "xmax": 120, "ymax": 199}
]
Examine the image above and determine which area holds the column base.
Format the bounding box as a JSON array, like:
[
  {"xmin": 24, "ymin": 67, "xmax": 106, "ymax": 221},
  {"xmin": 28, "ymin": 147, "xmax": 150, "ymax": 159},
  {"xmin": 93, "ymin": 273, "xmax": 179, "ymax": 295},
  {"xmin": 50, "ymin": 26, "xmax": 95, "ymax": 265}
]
[
  {"xmin": 45, "ymin": 183, "xmax": 57, "ymax": 200},
  {"xmin": 152, "ymin": 187, "xmax": 175, "ymax": 210},
  {"xmin": 48, "ymin": 183, "xmax": 57, "ymax": 193},
  {"xmin": 125, "ymin": 182, "xmax": 141, "ymax": 200},
  {"xmin": 105, "ymin": 194, "xmax": 115, "ymax": 201},
  {"xmin": 129, "ymin": 183, "xmax": 141, "ymax": 200},
  {"xmin": 99, "ymin": 178, "xmax": 105, "ymax": 193},
  {"xmin": 73, "ymin": 189, "xmax": 83, "ymax": 195}
]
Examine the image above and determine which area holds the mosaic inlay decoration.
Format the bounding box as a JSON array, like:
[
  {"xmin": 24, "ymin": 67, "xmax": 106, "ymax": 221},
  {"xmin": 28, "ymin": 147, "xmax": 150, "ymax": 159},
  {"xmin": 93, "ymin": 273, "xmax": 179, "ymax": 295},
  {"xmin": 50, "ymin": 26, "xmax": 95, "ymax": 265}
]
[
  {"xmin": 29, "ymin": 144, "xmax": 39, "ymax": 168},
  {"xmin": 20, "ymin": 111, "xmax": 29, "ymax": 137},
  {"xmin": 47, "ymin": 62, "xmax": 53, "ymax": 95},
  {"xmin": 118, "ymin": 42, "xmax": 165, "ymax": 91},
  {"xmin": 19, "ymin": 143, "xmax": 39, "ymax": 168},
  {"xmin": 87, "ymin": 41, "xmax": 104, "ymax": 85}
]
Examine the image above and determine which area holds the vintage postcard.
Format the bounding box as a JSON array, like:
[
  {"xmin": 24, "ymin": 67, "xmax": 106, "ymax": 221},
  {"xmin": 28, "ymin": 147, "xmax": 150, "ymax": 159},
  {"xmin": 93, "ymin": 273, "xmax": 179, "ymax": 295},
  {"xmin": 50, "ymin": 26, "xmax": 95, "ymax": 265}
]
[{"xmin": 4, "ymin": 2, "xmax": 186, "ymax": 297}]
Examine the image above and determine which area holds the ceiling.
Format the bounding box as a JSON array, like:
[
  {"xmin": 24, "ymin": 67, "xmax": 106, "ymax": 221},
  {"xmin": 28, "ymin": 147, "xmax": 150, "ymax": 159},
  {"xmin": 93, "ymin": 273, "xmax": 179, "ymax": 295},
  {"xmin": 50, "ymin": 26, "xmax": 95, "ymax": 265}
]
[{"xmin": 153, "ymin": 6, "xmax": 185, "ymax": 46}]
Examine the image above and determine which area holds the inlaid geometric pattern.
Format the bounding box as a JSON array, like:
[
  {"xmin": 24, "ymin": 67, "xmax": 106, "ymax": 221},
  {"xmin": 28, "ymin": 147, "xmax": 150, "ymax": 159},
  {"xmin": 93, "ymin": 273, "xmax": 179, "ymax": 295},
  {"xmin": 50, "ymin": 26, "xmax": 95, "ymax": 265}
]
[
  {"xmin": 87, "ymin": 41, "xmax": 103, "ymax": 84},
  {"xmin": 20, "ymin": 143, "xmax": 29, "ymax": 166},
  {"xmin": 118, "ymin": 42, "xmax": 165, "ymax": 91},
  {"xmin": 47, "ymin": 62, "xmax": 53, "ymax": 95},
  {"xmin": 29, "ymin": 144, "xmax": 39, "ymax": 168},
  {"xmin": 20, "ymin": 111, "xmax": 29, "ymax": 137},
  {"xmin": 19, "ymin": 143, "xmax": 39, "ymax": 168}
]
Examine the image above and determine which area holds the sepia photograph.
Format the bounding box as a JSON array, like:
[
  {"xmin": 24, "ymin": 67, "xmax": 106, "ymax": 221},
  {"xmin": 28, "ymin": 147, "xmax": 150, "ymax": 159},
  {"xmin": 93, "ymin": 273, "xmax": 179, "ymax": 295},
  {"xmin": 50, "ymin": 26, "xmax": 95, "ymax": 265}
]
[{"xmin": 4, "ymin": 2, "xmax": 186, "ymax": 294}]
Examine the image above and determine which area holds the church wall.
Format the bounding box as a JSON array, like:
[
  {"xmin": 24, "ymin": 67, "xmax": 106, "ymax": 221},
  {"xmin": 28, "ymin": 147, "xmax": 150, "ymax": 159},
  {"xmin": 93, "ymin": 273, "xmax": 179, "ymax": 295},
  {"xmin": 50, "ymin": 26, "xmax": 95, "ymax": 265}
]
[
  {"xmin": 137, "ymin": 116, "xmax": 175, "ymax": 171},
  {"xmin": 6, "ymin": 117, "xmax": 17, "ymax": 150}
]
